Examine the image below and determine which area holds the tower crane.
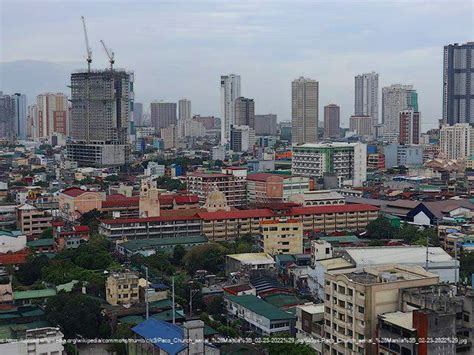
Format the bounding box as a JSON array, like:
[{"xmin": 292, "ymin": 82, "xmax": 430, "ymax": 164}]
[
  {"xmin": 81, "ymin": 16, "xmax": 92, "ymax": 72},
  {"xmin": 100, "ymin": 40, "xmax": 115, "ymax": 72}
]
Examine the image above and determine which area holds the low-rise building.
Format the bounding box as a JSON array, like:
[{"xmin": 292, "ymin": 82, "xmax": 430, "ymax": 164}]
[
  {"xmin": 0, "ymin": 327, "xmax": 65, "ymax": 355},
  {"xmin": 259, "ymin": 219, "xmax": 303, "ymax": 255},
  {"xmin": 0, "ymin": 230, "xmax": 26, "ymax": 253},
  {"xmin": 116, "ymin": 235, "xmax": 208, "ymax": 257},
  {"xmin": 225, "ymin": 294, "xmax": 296, "ymax": 336},
  {"xmin": 289, "ymin": 190, "xmax": 345, "ymax": 206},
  {"xmin": 106, "ymin": 272, "xmax": 140, "ymax": 306},
  {"xmin": 225, "ymin": 253, "xmax": 275, "ymax": 275}
]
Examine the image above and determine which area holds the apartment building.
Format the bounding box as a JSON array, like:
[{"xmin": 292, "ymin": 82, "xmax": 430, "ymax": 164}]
[
  {"xmin": 292, "ymin": 142, "xmax": 367, "ymax": 187},
  {"xmin": 259, "ymin": 219, "xmax": 303, "ymax": 255},
  {"xmin": 399, "ymin": 110, "xmax": 420, "ymax": 145},
  {"xmin": 439, "ymin": 123, "xmax": 474, "ymax": 160},
  {"xmin": 246, "ymin": 173, "xmax": 311, "ymax": 204},
  {"xmin": 106, "ymin": 272, "xmax": 140, "ymax": 306},
  {"xmin": 16, "ymin": 204, "xmax": 52, "ymax": 238},
  {"xmin": 367, "ymin": 153, "xmax": 385, "ymax": 170},
  {"xmin": 186, "ymin": 167, "xmax": 247, "ymax": 208},
  {"xmin": 323, "ymin": 265, "xmax": 439, "ymax": 355}
]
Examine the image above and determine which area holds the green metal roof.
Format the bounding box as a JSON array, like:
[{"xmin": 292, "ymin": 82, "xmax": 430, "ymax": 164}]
[
  {"xmin": 263, "ymin": 294, "xmax": 302, "ymax": 309},
  {"xmin": 121, "ymin": 235, "xmax": 208, "ymax": 252},
  {"xmin": 13, "ymin": 288, "xmax": 56, "ymax": 300},
  {"xmin": 118, "ymin": 315, "xmax": 144, "ymax": 324},
  {"xmin": 225, "ymin": 295, "xmax": 295, "ymax": 321},
  {"xmin": 320, "ymin": 235, "xmax": 361, "ymax": 243},
  {"xmin": 27, "ymin": 238, "xmax": 54, "ymax": 247},
  {"xmin": 149, "ymin": 299, "xmax": 173, "ymax": 309},
  {"xmin": 0, "ymin": 230, "xmax": 23, "ymax": 238},
  {"xmin": 151, "ymin": 309, "xmax": 185, "ymax": 322}
]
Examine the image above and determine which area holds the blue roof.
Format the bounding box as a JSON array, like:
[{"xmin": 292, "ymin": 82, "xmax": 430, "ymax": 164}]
[{"xmin": 132, "ymin": 318, "xmax": 186, "ymax": 354}]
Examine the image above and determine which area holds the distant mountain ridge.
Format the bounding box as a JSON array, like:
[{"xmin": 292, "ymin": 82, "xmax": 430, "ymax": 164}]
[{"xmin": 0, "ymin": 60, "xmax": 84, "ymax": 103}]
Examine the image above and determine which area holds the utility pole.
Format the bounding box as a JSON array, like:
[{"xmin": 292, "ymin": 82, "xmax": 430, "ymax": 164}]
[
  {"xmin": 425, "ymin": 233, "xmax": 429, "ymax": 270},
  {"xmin": 144, "ymin": 266, "xmax": 149, "ymax": 319},
  {"xmin": 172, "ymin": 276, "xmax": 176, "ymax": 325}
]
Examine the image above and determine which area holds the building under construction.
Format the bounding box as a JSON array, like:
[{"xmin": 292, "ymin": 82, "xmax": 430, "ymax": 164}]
[{"xmin": 67, "ymin": 69, "xmax": 133, "ymax": 167}]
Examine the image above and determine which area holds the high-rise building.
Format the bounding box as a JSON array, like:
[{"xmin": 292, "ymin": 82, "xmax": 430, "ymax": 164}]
[
  {"xmin": 439, "ymin": 123, "xmax": 474, "ymax": 159},
  {"xmin": 382, "ymin": 84, "xmax": 418, "ymax": 139},
  {"xmin": 220, "ymin": 74, "xmax": 241, "ymax": 144},
  {"xmin": 254, "ymin": 114, "xmax": 277, "ymax": 136},
  {"xmin": 230, "ymin": 125, "xmax": 255, "ymax": 152},
  {"xmin": 177, "ymin": 118, "xmax": 206, "ymax": 138},
  {"xmin": 27, "ymin": 104, "xmax": 37, "ymax": 139},
  {"xmin": 0, "ymin": 92, "xmax": 15, "ymax": 139},
  {"xmin": 292, "ymin": 142, "xmax": 367, "ymax": 187},
  {"xmin": 349, "ymin": 115, "xmax": 373, "ymax": 137},
  {"xmin": 150, "ymin": 102, "xmax": 177, "ymax": 132},
  {"xmin": 160, "ymin": 125, "xmax": 178, "ymax": 150},
  {"xmin": 178, "ymin": 98, "xmax": 192, "ymax": 120},
  {"xmin": 292, "ymin": 77, "xmax": 318, "ymax": 144},
  {"xmin": 399, "ymin": 110, "xmax": 420, "ymax": 145},
  {"xmin": 443, "ymin": 42, "xmax": 474, "ymax": 124},
  {"xmin": 67, "ymin": 69, "xmax": 133, "ymax": 167},
  {"xmin": 355, "ymin": 72, "xmax": 379, "ymax": 135},
  {"xmin": 33, "ymin": 93, "xmax": 69, "ymax": 143},
  {"xmin": 134, "ymin": 102, "xmax": 143, "ymax": 127},
  {"xmin": 13, "ymin": 93, "xmax": 27, "ymax": 139},
  {"xmin": 234, "ymin": 97, "xmax": 255, "ymax": 128},
  {"xmin": 323, "ymin": 104, "xmax": 340, "ymax": 138}
]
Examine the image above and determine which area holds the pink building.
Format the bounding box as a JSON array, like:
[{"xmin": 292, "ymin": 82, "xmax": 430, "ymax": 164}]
[{"xmin": 58, "ymin": 187, "xmax": 104, "ymax": 222}]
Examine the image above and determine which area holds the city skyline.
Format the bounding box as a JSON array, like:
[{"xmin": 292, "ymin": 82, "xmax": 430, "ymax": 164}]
[{"xmin": 1, "ymin": 1, "xmax": 471, "ymax": 129}]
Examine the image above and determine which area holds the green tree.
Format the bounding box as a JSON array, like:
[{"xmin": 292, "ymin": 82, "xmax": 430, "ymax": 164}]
[
  {"xmin": 16, "ymin": 255, "xmax": 49, "ymax": 286},
  {"xmin": 107, "ymin": 323, "xmax": 133, "ymax": 355},
  {"xmin": 460, "ymin": 252, "xmax": 474, "ymax": 280},
  {"xmin": 183, "ymin": 243, "xmax": 226, "ymax": 275},
  {"xmin": 206, "ymin": 296, "xmax": 225, "ymax": 322},
  {"xmin": 172, "ymin": 245, "xmax": 186, "ymax": 266},
  {"xmin": 40, "ymin": 227, "xmax": 53, "ymax": 239},
  {"xmin": 45, "ymin": 293, "xmax": 107, "ymax": 339},
  {"xmin": 264, "ymin": 339, "xmax": 315, "ymax": 355},
  {"xmin": 366, "ymin": 216, "xmax": 397, "ymax": 239},
  {"xmin": 79, "ymin": 209, "xmax": 105, "ymax": 234},
  {"xmin": 72, "ymin": 243, "xmax": 112, "ymax": 270}
]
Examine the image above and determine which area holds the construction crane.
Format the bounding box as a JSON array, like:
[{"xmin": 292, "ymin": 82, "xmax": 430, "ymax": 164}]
[
  {"xmin": 81, "ymin": 16, "xmax": 92, "ymax": 72},
  {"xmin": 100, "ymin": 40, "xmax": 115, "ymax": 72}
]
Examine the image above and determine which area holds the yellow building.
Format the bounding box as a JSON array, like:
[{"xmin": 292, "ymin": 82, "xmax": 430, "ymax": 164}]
[
  {"xmin": 106, "ymin": 272, "xmax": 140, "ymax": 306},
  {"xmin": 259, "ymin": 219, "xmax": 303, "ymax": 255}
]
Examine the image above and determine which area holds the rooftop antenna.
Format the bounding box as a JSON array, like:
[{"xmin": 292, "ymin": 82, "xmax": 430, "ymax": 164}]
[
  {"xmin": 100, "ymin": 40, "xmax": 115, "ymax": 72},
  {"xmin": 81, "ymin": 16, "xmax": 92, "ymax": 72}
]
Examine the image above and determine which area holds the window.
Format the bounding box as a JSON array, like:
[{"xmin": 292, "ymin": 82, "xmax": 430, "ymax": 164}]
[{"xmin": 358, "ymin": 306, "xmax": 365, "ymax": 314}]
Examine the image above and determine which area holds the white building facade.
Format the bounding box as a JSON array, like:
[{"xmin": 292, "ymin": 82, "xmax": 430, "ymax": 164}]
[{"xmin": 220, "ymin": 74, "xmax": 241, "ymax": 144}]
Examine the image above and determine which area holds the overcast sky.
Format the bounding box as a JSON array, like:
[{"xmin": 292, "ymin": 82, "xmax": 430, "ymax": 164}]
[{"xmin": 1, "ymin": 0, "xmax": 472, "ymax": 129}]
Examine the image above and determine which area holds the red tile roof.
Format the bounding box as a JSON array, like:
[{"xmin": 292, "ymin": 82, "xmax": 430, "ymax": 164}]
[
  {"xmin": 287, "ymin": 204, "xmax": 379, "ymax": 215},
  {"xmin": 0, "ymin": 249, "xmax": 30, "ymax": 265},
  {"xmin": 73, "ymin": 225, "xmax": 90, "ymax": 232},
  {"xmin": 101, "ymin": 197, "xmax": 139, "ymax": 208},
  {"xmin": 159, "ymin": 195, "xmax": 175, "ymax": 205},
  {"xmin": 197, "ymin": 209, "xmax": 274, "ymax": 220},
  {"xmin": 60, "ymin": 187, "xmax": 87, "ymax": 197},
  {"xmin": 174, "ymin": 195, "xmax": 199, "ymax": 205}
]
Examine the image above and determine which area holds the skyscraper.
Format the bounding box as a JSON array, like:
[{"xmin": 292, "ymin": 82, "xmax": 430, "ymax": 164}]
[
  {"xmin": 323, "ymin": 104, "xmax": 340, "ymax": 138},
  {"xmin": 220, "ymin": 74, "xmax": 241, "ymax": 144},
  {"xmin": 254, "ymin": 114, "xmax": 277, "ymax": 136},
  {"xmin": 178, "ymin": 98, "xmax": 192, "ymax": 120},
  {"xmin": 443, "ymin": 42, "xmax": 474, "ymax": 124},
  {"xmin": 234, "ymin": 97, "xmax": 255, "ymax": 128},
  {"xmin": 67, "ymin": 69, "xmax": 133, "ymax": 167},
  {"xmin": 134, "ymin": 102, "xmax": 143, "ymax": 127},
  {"xmin": 382, "ymin": 84, "xmax": 418, "ymax": 140},
  {"xmin": 13, "ymin": 93, "xmax": 27, "ymax": 139},
  {"xmin": 350, "ymin": 115, "xmax": 373, "ymax": 137},
  {"xmin": 355, "ymin": 72, "xmax": 379, "ymax": 135},
  {"xmin": 292, "ymin": 77, "xmax": 319, "ymax": 144},
  {"xmin": 0, "ymin": 92, "xmax": 15, "ymax": 139},
  {"xmin": 150, "ymin": 102, "xmax": 177, "ymax": 132},
  {"xmin": 33, "ymin": 93, "xmax": 69, "ymax": 143},
  {"xmin": 399, "ymin": 110, "xmax": 420, "ymax": 145}
]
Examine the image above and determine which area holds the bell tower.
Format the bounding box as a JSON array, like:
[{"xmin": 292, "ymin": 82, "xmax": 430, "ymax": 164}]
[{"xmin": 139, "ymin": 179, "xmax": 160, "ymax": 218}]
